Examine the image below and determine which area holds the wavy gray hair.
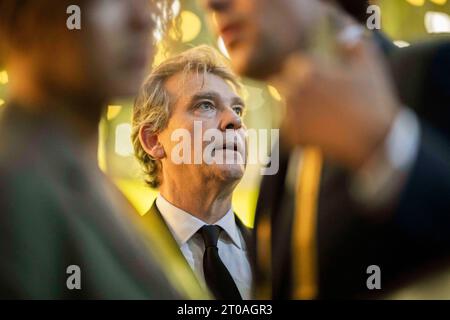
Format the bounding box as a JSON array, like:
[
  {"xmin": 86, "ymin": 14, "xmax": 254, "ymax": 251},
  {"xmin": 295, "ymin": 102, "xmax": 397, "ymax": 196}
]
[{"xmin": 132, "ymin": 45, "xmax": 241, "ymax": 188}]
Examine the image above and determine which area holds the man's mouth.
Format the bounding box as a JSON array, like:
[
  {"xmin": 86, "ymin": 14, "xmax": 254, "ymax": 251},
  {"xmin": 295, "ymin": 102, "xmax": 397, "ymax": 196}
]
[
  {"xmin": 215, "ymin": 142, "xmax": 239, "ymax": 153},
  {"xmin": 210, "ymin": 141, "xmax": 243, "ymax": 160}
]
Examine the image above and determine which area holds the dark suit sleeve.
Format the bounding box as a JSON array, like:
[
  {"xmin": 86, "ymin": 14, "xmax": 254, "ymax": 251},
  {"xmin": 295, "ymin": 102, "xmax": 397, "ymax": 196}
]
[
  {"xmin": 0, "ymin": 178, "xmax": 19, "ymax": 298},
  {"xmin": 394, "ymin": 126, "xmax": 450, "ymax": 245},
  {"xmin": 390, "ymin": 41, "xmax": 450, "ymax": 246}
]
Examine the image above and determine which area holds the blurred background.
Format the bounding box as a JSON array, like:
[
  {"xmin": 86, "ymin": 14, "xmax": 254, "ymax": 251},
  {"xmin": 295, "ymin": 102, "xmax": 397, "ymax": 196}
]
[{"xmin": 0, "ymin": 0, "xmax": 449, "ymax": 226}]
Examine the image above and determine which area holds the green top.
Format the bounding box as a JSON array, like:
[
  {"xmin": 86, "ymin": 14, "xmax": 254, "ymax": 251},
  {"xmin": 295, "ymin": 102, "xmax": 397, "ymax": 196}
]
[{"xmin": 0, "ymin": 103, "xmax": 207, "ymax": 299}]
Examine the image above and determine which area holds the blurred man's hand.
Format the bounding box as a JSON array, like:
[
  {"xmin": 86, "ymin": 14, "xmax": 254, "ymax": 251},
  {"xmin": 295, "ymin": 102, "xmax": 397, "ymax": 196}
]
[{"xmin": 273, "ymin": 27, "xmax": 401, "ymax": 171}]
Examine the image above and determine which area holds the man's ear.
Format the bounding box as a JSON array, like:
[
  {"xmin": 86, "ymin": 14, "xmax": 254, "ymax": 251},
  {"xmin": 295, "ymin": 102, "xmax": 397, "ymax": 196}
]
[{"xmin": 138, "ymin": 125, "xmax": 166, "ymax": 160}]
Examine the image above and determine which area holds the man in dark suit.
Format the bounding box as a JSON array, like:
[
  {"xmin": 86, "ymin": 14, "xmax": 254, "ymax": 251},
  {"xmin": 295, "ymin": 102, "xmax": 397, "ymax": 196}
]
[
  {"xmin": 132, "ymin": 45, "xmax": 253, "ymax": 300},
  {"xmin": 201, "ymin": 0, "xmax": 450, "ymax": 298},
  {"xmin": 0, "ymin": 0, "xmax": 205, "ymax": 299}
]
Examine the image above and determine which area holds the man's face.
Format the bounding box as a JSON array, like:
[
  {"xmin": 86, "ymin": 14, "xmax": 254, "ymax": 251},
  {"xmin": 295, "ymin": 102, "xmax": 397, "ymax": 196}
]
[
  {"xmin": 83, "ymin": 0, "xmax": 155, "ymax": 98},
  {"xmin": 201, "ymin": 0, "xmax": 325, "ymax": 80},
  {"xmin": 158, "ymin": 71, "xmax": 247, "ymax": 186}
]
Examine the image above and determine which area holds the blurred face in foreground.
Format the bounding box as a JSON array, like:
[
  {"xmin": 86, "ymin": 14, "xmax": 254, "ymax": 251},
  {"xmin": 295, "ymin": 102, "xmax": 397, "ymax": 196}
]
[
  {"xmin": 84, "ymin": 0, "xmax": 156, "ymax": 98},
  {"xmin": 5, "ymin": 0, "xmax": 157, "ymax": 103},
  {"xmin": 202, "ymin": 0, "xmax": 401, "ymax": 172},
  {"xmin": 201, "ymin": 0, "xmax": 326, "ymax": 80}
]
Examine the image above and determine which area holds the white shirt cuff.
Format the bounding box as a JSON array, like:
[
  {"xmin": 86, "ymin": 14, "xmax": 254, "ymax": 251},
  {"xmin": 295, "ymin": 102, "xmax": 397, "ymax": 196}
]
[{"xmin": 350, "ymin": 108, "xmax": 421, "ymax": 208}]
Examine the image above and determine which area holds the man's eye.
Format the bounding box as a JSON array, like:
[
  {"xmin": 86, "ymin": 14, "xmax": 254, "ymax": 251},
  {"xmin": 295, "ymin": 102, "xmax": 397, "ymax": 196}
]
[
  {"xmin": 196, "ymin": 101, "xmax": 215, "ymax": 111},
  {"xmin": 233, "ymin": 106, "xmax": 244, "ymax": 117}
]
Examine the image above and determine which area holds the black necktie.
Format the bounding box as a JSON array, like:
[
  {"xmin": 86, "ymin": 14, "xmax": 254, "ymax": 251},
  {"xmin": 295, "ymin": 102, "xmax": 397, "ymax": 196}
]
[{"xmin": 199, "ymin": 225, "xmax": 242, "ymax": 300}]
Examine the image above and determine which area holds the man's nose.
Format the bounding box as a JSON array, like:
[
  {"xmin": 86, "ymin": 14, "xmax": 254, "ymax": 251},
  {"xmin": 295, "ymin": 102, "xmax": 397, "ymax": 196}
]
[
  {"xmin": 203, "ymin": 0, "xmax": 231, "ymax": 12},
  {"xmin": 220, "ymin": 108, "xmax": 242, "ymax": 131}
]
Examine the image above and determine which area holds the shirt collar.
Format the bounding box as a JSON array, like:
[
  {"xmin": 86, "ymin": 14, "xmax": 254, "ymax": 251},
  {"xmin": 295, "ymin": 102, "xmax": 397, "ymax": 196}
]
[
  {"xmin": 156, "ymin": 194, "xmax": 204, "ymax": 246},
  {"xmin": 215, "ymin": 208, "xmax": 242, "ymax": 250},
  {"xmin": 155, "ymin": 194, "xmax": 242, "ymax": 249}
]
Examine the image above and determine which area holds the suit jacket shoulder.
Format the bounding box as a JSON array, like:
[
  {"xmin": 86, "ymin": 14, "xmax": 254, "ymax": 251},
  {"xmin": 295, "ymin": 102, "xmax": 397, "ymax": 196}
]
[
  {"xmin": 146, "ymin": 200, "xmax": 253, "ymax": 249},
  {"xmin": 389, "ymin": 38, "xmax": 450, "ymax": 138},
  {"xmin": 234, "ymin": 213, "xmax": 253, "ymax": 251}
]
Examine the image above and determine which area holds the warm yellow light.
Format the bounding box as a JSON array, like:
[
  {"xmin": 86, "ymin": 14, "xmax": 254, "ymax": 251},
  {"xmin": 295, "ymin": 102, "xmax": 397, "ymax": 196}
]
[
  {"xmin": 406, "ymin": 0, "xmax": 425, "ymax": 6},
  {"xmin": 171, "ymin": 0, "xmax": 181, "ymax": 17},
  {"xmin": 0, "ymin": 71, "xmax": 8, "ymax": 85},
  {"xmin": 107, "ymin": 105, "xmax": 122, "ymax": 121},
  {"xmin": 115, "ymin": 123, "xmax": 134, "ymax": 157},
  {"xmin": 152, "ymin": 43, "xmax": 168, "ymax": 67},
  {"xmin": 114, "ymin": 176, "xmax": 257, "ymax": 226},
  {"xmin": 114, "ymin": 178, "xmax": 158, "ymax": 215},
  {"xmin": 0, "ymin": 99, "xmax": 5, "ymax": 107},
  {"xmin": 393, "ymin": 40, "xmax": 411, "ymax": 48},
  {"xmin": 177, "ymin": 11, "xmax": 202, "ymax": 43},
  {"xmin": 430, "ymin": 0, "xmax": 447, "ymax": 5},
  {"xmin": 217, "ymin": 37, "xmax": 230, "ymax": 59},
  {"xmin": 425, "ymin": 11, "xmax": 450, "ymax": 33},
  {"xmin": 268, "ymin": 85, "xmax": 282, "ymax": 101},
  {"xmin": 98, "ymin": 118, "xmax": 108, "ymax": 172},
  {"xmin": 211, "ymin": 12, "xmax": 219, "ymax": 31}
]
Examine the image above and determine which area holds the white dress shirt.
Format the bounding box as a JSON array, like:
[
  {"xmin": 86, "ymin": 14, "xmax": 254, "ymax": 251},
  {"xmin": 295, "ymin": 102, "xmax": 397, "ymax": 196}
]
[{"xmin": 155, "ymin": 194, "xmax": 253, "ymax": 300}]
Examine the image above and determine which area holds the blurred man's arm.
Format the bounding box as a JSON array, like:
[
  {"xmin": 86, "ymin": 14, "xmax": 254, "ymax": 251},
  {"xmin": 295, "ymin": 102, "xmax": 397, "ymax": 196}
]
[
  {"xmin": 350, "ymin": 107, "xmax": 420, "ymax": 208},
  {"xmin": 394, "ymin": 126, "xmax": 450, "ymax": 244},
  {"xmin": 274, "ymin": 28, "xmax": 450, "ymax": 243},
  {"xmin": 351, "ymin": 112, "xmax": 450, "ymax": 244},
  {"xmin": 351, "ymin": 40, "xmax": 450, "ymax": 243}
]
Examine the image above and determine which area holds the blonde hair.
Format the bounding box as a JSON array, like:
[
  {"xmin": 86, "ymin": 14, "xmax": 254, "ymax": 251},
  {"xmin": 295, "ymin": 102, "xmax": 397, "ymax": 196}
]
[{"xmin": 132, "ymin": 45, "xmax": 241, "ymax": 188}]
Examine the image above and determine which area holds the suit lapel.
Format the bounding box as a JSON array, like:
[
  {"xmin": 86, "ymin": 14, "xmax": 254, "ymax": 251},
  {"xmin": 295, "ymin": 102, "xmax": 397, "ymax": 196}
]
[
  {"xmin": 144, "ymin": 201, "xmax": 186, "ymax": 258},
  {"xmin": 149, "ymin": 202, "xmax": 253, "ymax": 254},
  {"xmin": 234, "ymin": 213, "xmax": 257, "ymax": 298},
  {"xmin": 234, "ymin": 214, "xmax": 252, "ymax": 251}
]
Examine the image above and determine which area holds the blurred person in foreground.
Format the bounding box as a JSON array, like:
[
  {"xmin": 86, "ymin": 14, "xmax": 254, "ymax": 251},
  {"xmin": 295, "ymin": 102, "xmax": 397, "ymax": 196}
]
[
  {"xmin": 202, "ymin": 0, "xmax": 450, "ymax": 298},
  {"xmin": 132, "ymin": 46, "xmax": 253, "ymax": 300},
  {"xmin": 0, "ymin": 0, "xmax": 205, "ymax": 299}
]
